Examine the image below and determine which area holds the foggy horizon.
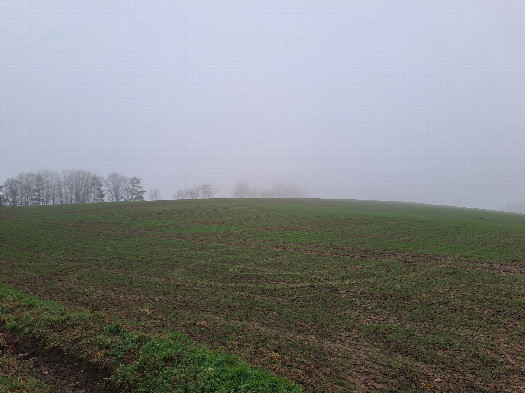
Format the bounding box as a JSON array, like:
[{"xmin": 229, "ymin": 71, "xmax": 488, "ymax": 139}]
[{"xmin": 2, "ymin": 1, "xmax": 524, "ymax": 212}]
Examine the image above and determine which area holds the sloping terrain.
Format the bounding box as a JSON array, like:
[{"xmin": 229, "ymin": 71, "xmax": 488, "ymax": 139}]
[{"xmin": 1, "ymin": 199, "xmax": 524, "ymax": 392}]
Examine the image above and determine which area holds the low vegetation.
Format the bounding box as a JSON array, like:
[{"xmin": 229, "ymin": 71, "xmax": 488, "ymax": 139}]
[
  {"xmin": 0, "ymin": 285, "xmax": 302, "ymax": 392},
  {"xmin": 1, "ymin": 199, "xmax": 524, "ymax": 392}
]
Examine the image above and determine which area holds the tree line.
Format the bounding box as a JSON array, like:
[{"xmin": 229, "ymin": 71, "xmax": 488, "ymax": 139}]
[
  {"xmin": 174, "ymin": 184, "xmax": 217, "ymax": 200},
  {"xmin": 0, "ymin": 170, "xmax": 146, "ymax": 207},
  {"xmin": 0, "ymin": 171, "xmax": 306, "ymax": 207}
]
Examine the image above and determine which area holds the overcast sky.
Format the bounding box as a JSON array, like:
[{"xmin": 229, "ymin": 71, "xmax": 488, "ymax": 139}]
[{"xmin": 1, "ymin": 0, "xmax": 524, "ymax": 210}]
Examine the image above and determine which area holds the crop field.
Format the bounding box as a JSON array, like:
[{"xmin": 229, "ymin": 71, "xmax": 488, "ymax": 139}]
[{"xmin": 1, "ymin": 199, "xmax": 524, "ymax": 392}]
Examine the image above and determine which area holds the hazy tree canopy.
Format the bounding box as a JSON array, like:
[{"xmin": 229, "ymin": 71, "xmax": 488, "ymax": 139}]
[
  {"xmin": 64, "ymin": 170, "xmax": 98, "ymax": 204},
  {"xmin": 148, "ymin": 188, "xmax": 161, "ymax": 201},
  {"xmin": 175, "ymin": 184, "xmax": 217, "ymax": 200},
  {"xmin": 104, "ymin": 173, "xmax": 129, "ymax": 202},
  {"xmin": 2, "ymin": 178, "xmax": 20, "ymax": 206},
  {"xmin": 2, "ymin": 170, "xmax": 142, "ymax": 206},
  {"xmin": 91, "ymin": 175, "xmax": 105, "ymax": 203},
  {"xmin": 199, "ymin": 184, "xmax": 217, "ymax": 199},
  {"xmin": 0, "ymin": 170, "xmax": 100, "ymax": 206},
  {"xmin": 232, "ymin": 182, "xmax": 258, "ymax": 198}
]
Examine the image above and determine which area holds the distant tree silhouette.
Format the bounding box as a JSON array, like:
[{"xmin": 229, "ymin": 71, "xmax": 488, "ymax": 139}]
[
  {"xmin": 232, "ymin": 182, "xmax": 258, "ymax": 198},
  {"xmin": 175, "ymin": 184, "xmax": 217, "ymax": 200},
  {"xmin": 149, "ymin": 189, "xmax": 161, "ymax": 201},
  {"xmin": 127, "ymin": 177, "xmax": 146, "ymax": 201},
  {"xmin": 2, "ymin": 170, "xmax": 151, "ymax": 206}
]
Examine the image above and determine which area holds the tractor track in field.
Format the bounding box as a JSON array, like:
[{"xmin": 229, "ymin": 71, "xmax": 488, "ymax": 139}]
[{"xmin": 61, "ymin": 221, "xmax": 525, "ymax": 276}]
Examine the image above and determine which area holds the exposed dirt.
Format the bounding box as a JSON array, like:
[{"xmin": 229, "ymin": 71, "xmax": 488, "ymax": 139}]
[{"xmin": 0, "ymin": 330, "xmax": 117, "ymax": 393}]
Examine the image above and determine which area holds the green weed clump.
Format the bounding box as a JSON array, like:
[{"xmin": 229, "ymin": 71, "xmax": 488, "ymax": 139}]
[
  {"xmin": 115, "ymin": 335, "xmax": 302, "ymax": 393},
  {"xmin": 0, "ymin": 285, "xmax": 303, "ymax": 393}
]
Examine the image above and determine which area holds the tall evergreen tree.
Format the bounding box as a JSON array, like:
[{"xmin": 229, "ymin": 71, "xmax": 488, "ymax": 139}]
[
  {"xmin": 127, "ymin": 177, "xmax": 146, "ymax": 201},
  {"xmin": 91, "ymin": 175, "xmax": 105, "ymax": 203}
]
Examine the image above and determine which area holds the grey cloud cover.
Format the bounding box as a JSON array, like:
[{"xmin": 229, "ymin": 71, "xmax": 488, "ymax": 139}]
[{"xmin": 1, "ymin": 0, "xmax": 524, "ymax": 209}]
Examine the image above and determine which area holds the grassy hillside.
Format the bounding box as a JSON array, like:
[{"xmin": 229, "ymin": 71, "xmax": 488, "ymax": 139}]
[{"xmin": 1, "ymin": 199, "xmax": 524, "ymax": 392}]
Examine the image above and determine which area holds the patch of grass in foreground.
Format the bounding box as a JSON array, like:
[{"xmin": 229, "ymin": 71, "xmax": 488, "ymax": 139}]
[{"xmin": 0, "ymin": 285, "xmax": 304, "ymax": 393}]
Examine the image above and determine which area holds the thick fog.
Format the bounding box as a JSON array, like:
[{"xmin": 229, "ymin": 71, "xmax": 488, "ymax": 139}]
[{"xmin": 1, "ymin": 1, "xmax": 524, "ymax": 211}]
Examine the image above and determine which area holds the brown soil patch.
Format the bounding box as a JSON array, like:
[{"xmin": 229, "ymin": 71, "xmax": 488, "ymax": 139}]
[{"xmin": 0, "ymin": 330, "xmax": 117, "ymax": 393}]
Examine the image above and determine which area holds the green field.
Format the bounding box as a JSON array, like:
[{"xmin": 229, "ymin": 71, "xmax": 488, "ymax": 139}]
[{"xmin": 1, "ymin": 199, "xmax": 524, "ymax": 392}]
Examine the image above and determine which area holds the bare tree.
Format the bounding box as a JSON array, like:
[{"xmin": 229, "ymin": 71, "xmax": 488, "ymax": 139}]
[
  {"xmin": 199, "ymin": 184, "xmax": 217, "ymax": 199},
  {"xmin": 3, "ymin": 178, "xmax": 20, "ymax": 206},
  {"xmin": 32, "ymin": 173, "xmax": 46, "ymax": 205},
  {"xmin": 187, "ymin": 188, "xmax": 200, "ymax": 199},
  {"xmin": 20, "ymin": 173, "xmax": 36, "ymax": 206},
  {"xmin": 175, "ymin": 188, "xmax": 197, "ymax": 199},
  {"xmin": 38, "ymin": 170, "xmax": 59, "ymax": 205},
  {"xmin": 61, "ymin": 170, "xmax": 75, "ymax": 204},
  {"xmin": 149, "ymin": 189, "xmax": 161, "ymax": 201},
  {"xmin": 90, "ymin": 175, "xmax": 105, "ymax": 203},
  {"xmin": 71, "ymin": 170, "xmax": 94, "ymax": 203},
  {"xmin": 175, "ymin": 184, "xmax": 217, "ymax": 200},
  {"xmin": 104, "ymin": 173, "xmax": 129, "ymax": 202}
]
